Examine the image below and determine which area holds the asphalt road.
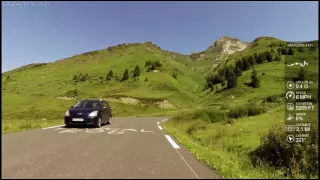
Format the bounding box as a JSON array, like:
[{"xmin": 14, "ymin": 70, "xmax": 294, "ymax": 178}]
[{"xmin": 2, "ymin": 117, "xmax": 221, "ymax": 179}]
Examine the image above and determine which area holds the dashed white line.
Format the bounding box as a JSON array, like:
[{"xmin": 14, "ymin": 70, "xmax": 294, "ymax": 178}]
[
  {"xmin": 158, "ymin": 125, "xmax": 163, "ymax": 130},
  {"xmin": 164, "ymin": 135, "xmax": 179, "ymax": 149},
  {"xmin": 42, "ymin": 125, "xmax": 65, "ymax": 130},
  {"xmin": 161, "ymin": 119, "xmax": 168, "ymax": 122},
  {"xmin": 157, "ymin": 121, "xmax": 160, "ymax": 125}
]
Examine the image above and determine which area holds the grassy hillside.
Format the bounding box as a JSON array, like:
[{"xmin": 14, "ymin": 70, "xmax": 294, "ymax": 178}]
[
  {"xmin": 2, "ymin": 42, "xmax": 206, "ymax": 133},
  {"xmin": 163, "ymin": 38, "xmax": 319, "ymax": 179}
]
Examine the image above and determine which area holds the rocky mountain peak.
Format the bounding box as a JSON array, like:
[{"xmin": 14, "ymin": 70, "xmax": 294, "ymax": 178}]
[{"xmin": 207, "ymin": 36, "xmax": 250, "ymax": 55}]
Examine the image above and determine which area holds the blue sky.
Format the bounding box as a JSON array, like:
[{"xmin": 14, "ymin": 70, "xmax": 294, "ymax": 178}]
[{"xmin": 2, "ymin": 1, "xmax": 318, "ymax": 72}]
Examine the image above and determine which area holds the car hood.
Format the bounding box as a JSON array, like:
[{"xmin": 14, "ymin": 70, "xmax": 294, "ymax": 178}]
[{"xmin": 69, "ymin": 108, "xmax": 98, "ymax": 114}]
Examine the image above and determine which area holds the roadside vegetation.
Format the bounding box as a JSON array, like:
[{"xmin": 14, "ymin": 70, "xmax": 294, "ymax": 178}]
[
  {"xmin": 2, "ymin": 37, "xmax": 319, "ymax": 179},
  {"xmin": 163, "ymin": 38, "xmax": 319, "ymax": 179}
]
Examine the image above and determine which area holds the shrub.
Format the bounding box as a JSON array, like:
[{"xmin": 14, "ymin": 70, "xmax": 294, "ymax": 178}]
[
  {"xmin": 247, "ymin": 101, "xmax": 267, "ymax": 116},
  {"xmin": 172, "ymin": 72, "xmax": 178, "ymax": 79},
  {"xmin": 250, "ymin": 69, "xmax": 260, "ymax": 88},
  {"xmin": 250, "ymin": 123, "xmax": 318, "ymax": 178},
  {"xmin": 106, "ymin": 75, "xmax": 112, "ymax": 81},
  {"xmin": 297, "ymin": 67, "xmax": 306, "ymax": 81},
  {"xmin": 274, "ymin": 55, "xmax": 281, "ymax": 61},
  {"xmin": 144, "ymin": 77, "xmax": 148, "ymax": 82},
  {"xmin": 73, "ymin": 75, "xmax": 78, "ymax": 81},
  {"xmin": 228, "ymin": 106, "xmax": 248, "ymax": 119}
]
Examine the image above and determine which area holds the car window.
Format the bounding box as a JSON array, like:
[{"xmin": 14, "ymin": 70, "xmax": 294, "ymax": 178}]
[
  {"xmin": 103, "ymin": 101, "xmax": 108, "ymax": 108},
  {"xmin": 74, "ymin": 101, "xmax": 100, "ymax": 108}
]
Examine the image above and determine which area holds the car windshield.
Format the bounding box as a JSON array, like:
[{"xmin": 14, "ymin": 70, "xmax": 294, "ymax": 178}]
[{"xmin": 73, "ymin": 101, "xmax": 100, "ymax": 109}]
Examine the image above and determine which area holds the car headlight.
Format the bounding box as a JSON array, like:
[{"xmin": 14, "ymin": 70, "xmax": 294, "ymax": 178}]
[
  {"xmin": 88, "ymin": 111, "xmax": 98, "ymax": 117},
  {"xmin": 65, "ymin": 110, "xmax": 70, "ymax": 116}
]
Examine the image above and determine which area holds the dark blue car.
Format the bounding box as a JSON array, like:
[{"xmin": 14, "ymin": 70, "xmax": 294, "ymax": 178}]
[{"xmin": 64, "ymin": 100, "xmax": 112, "ymax": 128}]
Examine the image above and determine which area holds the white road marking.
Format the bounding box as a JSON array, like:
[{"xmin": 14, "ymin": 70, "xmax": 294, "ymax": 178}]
[
  {"xmin": 58, "ymin": 129, "xmax": 82, "ymax": 133},
  {"xmin": 174, "ymin": 148, "xmax": 200, "ymax": 179},
  {"xmin": 86, "ymin": 128, "xmax": 104, "ymax": 133},
  {"xmin": 164, "ymin": 135, "xmax": 179, "ymax": 149},
  {"xmin": 164, "ymin": 134, "xmax": 200, "ymax": 179},
  {"xmin": 54, "ymin": 127, "xmax": 64, "ymax": 131},
  {"xmin": 158, "ymin": 125, "xmax": 163, "ymax": 130},
  {"xmin": 141, "ymin": 129, "xmax": 153, "ymax": 133},
  {"xmin": 122, "ymin": 129, "xmax": 137, "ymax": 132},
  {"xmin": 42, "ymin": 125, "xmax": 65, "ymax": 130},
  {"xmin": 161, "ymin": 119, "xmax": 168, "ymax": 122},
  {"xmin": 157, "ymin": 122, "xmax": 160, "ymax": 125}
]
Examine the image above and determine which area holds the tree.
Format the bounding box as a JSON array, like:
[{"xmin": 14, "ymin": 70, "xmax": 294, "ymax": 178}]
[
  {"xmin": 144, "ymin": 77, "xmax": 148, "ymax": 82},
  {"xmin": 248, "ymin": 56, "xmax": 255, "ymax": 66},
  {"xmin": 298, "ymin": 47, "xmax": 304, "ymax": 53},
  {"xmin": 288, "ymin": 47, "xmax": 294, "ymax": 55},
  {"xmin": 254, "ymin": 53, "xmax": 260, "ymax": 63},
  {"xmin": 236, "ymin": 59, "xmax": 244, "ymax": 70},
  {"xmin": 297, "ymin": 67, "xmax": 306, "ymax": 81},
  {"xmin": 227, "ymin": 70, "xmax": 237, "ymax": 89},
  {"xmin": 108, "ymin": 70, "xmax": 113, "ymax": 77},
  {"xmin": 155, "ymin": 60, "xmax": 162, "ymax": 67},
  {"xmin": 242, "ymin": 57, "xmax": 250, "ymax": 70},
  {"xmin": 250, "ymin": 69, "xmax": 260, "ymax": 88},
  {"xmin": 145, "ymin": 60, "xmax": 151, "ymax": 67},
  {"xmin": 271, "ymin": 48, "xmax": 275, "ymax": 53},
  {"xmin": 234, "ymin": 66, "xmax": 242, "ymax": 77},
  {"xmin": 277, "ymin": 48, "xmax": 282, "ymax": 55},
  {"xmin": 218, "ymin": 68, "xmax": 226, "ymax": 78},
  {"xmin": 281, "ymin": 48, "xmax": 288, "ymax": 55},
  {"xmin": 256, "ymin": 53, "xmax": 263, "ymax": 64},
  {"xmin": 121, "ymin": 69, "xmax": 129, "ymax": 81},
  {"xmin": 221, "ymin": 77, "xmax": 226, "ymax": 87},
  {"xmin": 133, "ymin": 65, "xmax": 140, "ymax": 77},
  {"xmin": 265, "ymin": 51, "xmax": 273, "ymax": 62}
]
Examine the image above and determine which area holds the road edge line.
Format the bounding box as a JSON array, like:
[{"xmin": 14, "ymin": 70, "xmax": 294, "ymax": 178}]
[
  {"xmin": 174, "ymin": 148, "xmax": 200, "ymax": 179},
  {"xmin": 164, "ymin": 135, "xmax": 180, "ymax": 149},
  {"xmin": 42, "ymin": 124, "xmax": 65, "ymax": 130}
]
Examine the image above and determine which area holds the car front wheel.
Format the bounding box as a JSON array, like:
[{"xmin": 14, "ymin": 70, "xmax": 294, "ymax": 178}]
[{"xmin": 96, "ymin": 117, "xmax": 102, "ymax": 128}]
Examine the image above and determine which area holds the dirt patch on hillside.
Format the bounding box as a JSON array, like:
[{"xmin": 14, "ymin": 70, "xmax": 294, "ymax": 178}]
[
  {"xmin": 105, "ymin": 95, "xmax": 177, "ymax": 109},
  {"xmin": 56, "ymin": 96, "xmax": 76, "ymax": 100}
]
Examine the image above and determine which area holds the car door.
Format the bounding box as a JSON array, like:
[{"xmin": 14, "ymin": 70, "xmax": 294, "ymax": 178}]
[
  {"xmin": 101, "ymin": 101, "xmax": 107, "ymax": 123},
  {"xmin": 104, "ymin": 101, "xmax": 111, "ymax": 121},
  {"xmin": 106, "ymin": 101, "xmax": 112, "ymax": 119}
]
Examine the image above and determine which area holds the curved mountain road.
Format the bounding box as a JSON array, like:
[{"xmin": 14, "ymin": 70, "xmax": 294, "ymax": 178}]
[{"xmin": 2, "ymin": 117, "xmax": 221, "ymax": 179}]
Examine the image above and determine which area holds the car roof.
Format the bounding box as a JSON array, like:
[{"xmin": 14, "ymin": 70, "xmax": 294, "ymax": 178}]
[{"xmin": 80, "ymin": 99, "xmax": 102, "ymax": 102}]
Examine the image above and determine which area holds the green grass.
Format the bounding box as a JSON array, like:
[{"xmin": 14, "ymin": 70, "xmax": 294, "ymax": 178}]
[
  {"xmin": 163, "ymin": 104, "xmax": 318, "ymax": 179},
  {"xmin": 2, "ymin": 37, "xmax": 319, "ymax": 178}
]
